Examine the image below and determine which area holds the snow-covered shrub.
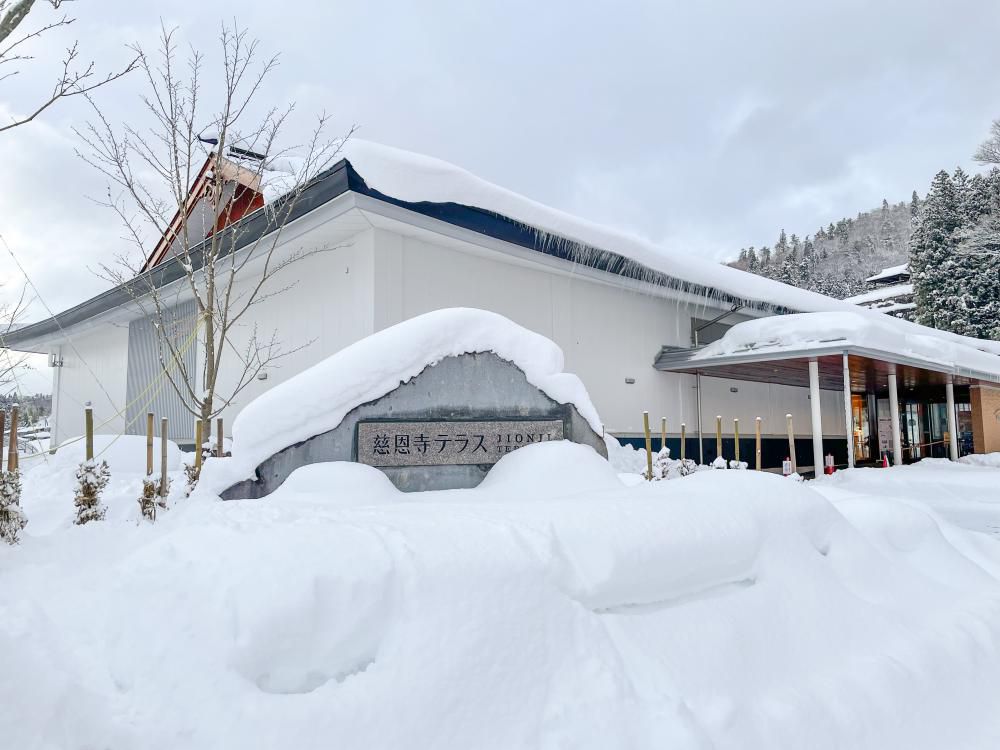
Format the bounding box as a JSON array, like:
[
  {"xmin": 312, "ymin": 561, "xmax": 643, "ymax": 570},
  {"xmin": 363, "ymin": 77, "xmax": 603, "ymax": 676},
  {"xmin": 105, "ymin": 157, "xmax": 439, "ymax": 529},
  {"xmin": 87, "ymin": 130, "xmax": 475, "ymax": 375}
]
[
  {"xmin": 73, "ymin": 460, "xmax": 110, "ymax": 525},
  {"xmin": 137, "ymin": 475, "xmax": 170, "ymax": 522},
  {"xmin": 728, "ymin": 460, "xmax": 748, "ymax": 470},
  {"xmin": 0, "ymin": 470, "xmax": 26, "ymax": 544},
  {"xmin": 711, "ymin": 456, "xmax": 727, "ymax": 470},
  {"xmin": 645, "ymin": 447, "xmax": 698, "ymax": 481},
  {"xmin": 183, "ymin": 462, "xmax": 200, "ymax": 496}
]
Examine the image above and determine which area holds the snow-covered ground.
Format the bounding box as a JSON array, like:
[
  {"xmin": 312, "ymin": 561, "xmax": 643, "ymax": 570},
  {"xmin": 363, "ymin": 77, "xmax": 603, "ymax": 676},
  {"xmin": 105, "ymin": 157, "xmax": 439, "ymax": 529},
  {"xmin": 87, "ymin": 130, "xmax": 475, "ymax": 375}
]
[{"xmin": 2, "ymin": 440, "xmax": 1000, "ymax": 749}]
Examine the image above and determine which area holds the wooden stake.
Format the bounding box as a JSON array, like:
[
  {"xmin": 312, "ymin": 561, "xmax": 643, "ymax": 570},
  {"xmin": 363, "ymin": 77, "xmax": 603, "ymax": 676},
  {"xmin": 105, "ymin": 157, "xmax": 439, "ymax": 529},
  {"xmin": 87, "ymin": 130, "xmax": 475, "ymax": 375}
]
[
  {"xmin": 755, "ymin": 417, "xmax": 762, "ymax": 471},
  {"xmin": 160, "ymin": 418, "xmax": 169, "ymax": 498},
  {"xmin": 642, "ymin": 411, "xmax": 653, "ymax": 480},
  {"xmin": 680, "ymin": 423, "xmax": 686, "ymax": 461},
  {"xmin": 7, "ymin": 405, "xmax": 17, "ymax": 472},
  {"xmin": 216, "ymin": 417, "xmax": 224, "ymax": 458},
  {"xmin": 660, "ymin": 417, "xmax": 666, "ymax": 453},
  {"xmin": 145, "ymin": 413, "xmax": 154, "ymax": 476},
  {"xmin": 786, "ymin": 413, "xmax": 796, "ymax": 474},
  {"xmin": 194, "ymin": 419, "xmax": 203, "ymax": 470},
  {"xmin": 84, "ymin": 406, "xmax": 93, "ymax": 463},
  {"xmin": 734, "ymin": 418, "xmax": 740, "ymax": 464},
  {"xmin": 0, "ymin": 410, "xmax": 6, "ymax": 475},
  {"xmin": 715, "ymin": 415, "xmax": 723, "ymax": 462}
]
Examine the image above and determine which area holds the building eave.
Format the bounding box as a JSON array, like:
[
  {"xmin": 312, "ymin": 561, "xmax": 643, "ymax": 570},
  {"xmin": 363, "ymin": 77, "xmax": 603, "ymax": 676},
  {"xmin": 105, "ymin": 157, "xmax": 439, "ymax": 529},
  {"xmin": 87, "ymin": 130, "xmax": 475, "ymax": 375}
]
[{"xmin": 5, "ymin": 156, "xmax": 795, "ymax": 352}]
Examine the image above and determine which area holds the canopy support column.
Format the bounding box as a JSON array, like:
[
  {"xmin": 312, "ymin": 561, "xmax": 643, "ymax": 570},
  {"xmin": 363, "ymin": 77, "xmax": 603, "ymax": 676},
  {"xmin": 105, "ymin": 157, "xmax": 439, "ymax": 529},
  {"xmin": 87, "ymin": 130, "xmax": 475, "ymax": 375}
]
[
  {"xmin": 946, "ymin": 377, "xmax": 959, "ymax": 461},
  {"xmin": 809, "ymin": 359, "xmax": 824, "ymax": 477},
  {"xmin": 696, "ymin": 372, "xmax": 704, "ymax": 465},
  {"xmin": 888, "ymin": 370, "xmax": 903, "ymax": 466},
  {"xmin": 842, "ymin": 352, "xmax": 854, "ymax": 469}
]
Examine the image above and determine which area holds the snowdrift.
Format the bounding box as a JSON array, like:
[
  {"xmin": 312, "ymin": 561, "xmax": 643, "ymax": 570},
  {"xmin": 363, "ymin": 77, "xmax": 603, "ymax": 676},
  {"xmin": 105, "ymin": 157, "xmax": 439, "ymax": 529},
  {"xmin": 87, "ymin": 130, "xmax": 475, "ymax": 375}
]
[{"xmin": 3, "ymin": 442, "xmax": 1000, "ymax": 748}]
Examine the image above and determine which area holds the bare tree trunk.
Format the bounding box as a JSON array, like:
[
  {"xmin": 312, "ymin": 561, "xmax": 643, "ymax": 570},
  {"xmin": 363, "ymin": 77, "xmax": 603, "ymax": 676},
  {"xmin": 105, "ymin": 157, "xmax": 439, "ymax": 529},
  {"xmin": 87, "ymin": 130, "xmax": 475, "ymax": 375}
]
[{"xmin": 78, "ymin": 21, "xmax": 353, "ymax": 425}]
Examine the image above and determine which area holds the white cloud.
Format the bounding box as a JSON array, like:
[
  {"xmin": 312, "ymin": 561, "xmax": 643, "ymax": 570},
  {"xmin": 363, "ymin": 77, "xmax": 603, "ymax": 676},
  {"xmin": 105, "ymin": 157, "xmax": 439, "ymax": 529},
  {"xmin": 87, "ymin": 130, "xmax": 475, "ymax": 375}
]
[{"xmin": 0, "ymin": 0, "xmax": 998, "ymax": 324}]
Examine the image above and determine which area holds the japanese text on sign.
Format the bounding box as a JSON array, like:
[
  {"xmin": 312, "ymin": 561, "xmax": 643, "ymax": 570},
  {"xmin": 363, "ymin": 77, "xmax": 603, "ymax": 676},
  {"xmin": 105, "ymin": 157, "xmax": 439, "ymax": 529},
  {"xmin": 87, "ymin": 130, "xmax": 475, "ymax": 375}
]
[{"xmin": 356, "ymin": 419, "xmax": 565, "ymax": 467}]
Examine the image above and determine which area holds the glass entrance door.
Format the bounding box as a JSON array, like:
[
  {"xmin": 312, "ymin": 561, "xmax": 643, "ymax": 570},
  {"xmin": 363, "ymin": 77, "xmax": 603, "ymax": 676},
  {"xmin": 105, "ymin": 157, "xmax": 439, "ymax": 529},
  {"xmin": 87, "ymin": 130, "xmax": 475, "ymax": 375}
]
[{"xmin": 850, "ymin": 394, "xmax": 870, "ymax": 461}]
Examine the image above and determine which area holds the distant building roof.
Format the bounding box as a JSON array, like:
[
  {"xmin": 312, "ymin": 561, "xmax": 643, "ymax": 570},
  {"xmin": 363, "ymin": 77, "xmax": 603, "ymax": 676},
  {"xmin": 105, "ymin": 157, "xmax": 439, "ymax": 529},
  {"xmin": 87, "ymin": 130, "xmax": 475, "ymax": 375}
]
[
  {"xmin": 844, "ymin": 283, "xmax": 914, "ymax": 306},
  {"xmin": 865, "ymin": 263, "xmax": 909, "ymax": 284}
]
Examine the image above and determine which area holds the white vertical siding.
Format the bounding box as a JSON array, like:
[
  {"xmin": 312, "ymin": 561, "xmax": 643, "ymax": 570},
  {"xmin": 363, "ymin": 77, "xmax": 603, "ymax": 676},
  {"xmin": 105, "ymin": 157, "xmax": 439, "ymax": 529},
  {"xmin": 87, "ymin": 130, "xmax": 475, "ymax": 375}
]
[
  {"xmin": 205, "ymin": 229, "xmax": 377, "ymax": 435},
  {"xmin": 124, "ymin": 300, "xmax": 198, "ymax": 441},
  {"xmin": 51, "ymin": 324, "xmax": 130, "ymax": 445}
]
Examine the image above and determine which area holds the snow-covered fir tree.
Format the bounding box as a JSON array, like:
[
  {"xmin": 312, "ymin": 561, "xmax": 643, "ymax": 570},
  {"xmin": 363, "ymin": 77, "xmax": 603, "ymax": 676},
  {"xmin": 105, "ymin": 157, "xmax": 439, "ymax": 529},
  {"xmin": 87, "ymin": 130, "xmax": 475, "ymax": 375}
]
[
  {"xmin": 911, "ymin": 170, "xmax": 961, "ymax": 330},
  {"xmin": 0, "ymin": 470, "xmax": 26, "ymax": 544},
  {"xmin": 74, "ymin": 460, "xmax": 110, "ymax": 525}
]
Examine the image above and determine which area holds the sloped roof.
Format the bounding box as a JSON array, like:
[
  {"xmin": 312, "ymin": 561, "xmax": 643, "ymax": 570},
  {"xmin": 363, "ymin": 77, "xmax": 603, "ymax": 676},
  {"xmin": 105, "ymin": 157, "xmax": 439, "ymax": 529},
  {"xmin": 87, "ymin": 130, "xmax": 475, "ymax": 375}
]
[
  {"xmin": 7, "ymin": 141, "xmax": 1000, "ymax": 371},
  {"xmin": 865, "ymin": 263, "xmax": 909, "ymax": 283}
]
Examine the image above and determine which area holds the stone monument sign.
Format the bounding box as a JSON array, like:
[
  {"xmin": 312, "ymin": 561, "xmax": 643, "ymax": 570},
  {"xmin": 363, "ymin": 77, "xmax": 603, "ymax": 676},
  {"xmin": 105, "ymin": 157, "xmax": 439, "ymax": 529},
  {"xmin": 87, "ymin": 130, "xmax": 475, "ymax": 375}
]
[{"xmin": 220, "ymin": 351, "xmax": 606, "ymax": 498}]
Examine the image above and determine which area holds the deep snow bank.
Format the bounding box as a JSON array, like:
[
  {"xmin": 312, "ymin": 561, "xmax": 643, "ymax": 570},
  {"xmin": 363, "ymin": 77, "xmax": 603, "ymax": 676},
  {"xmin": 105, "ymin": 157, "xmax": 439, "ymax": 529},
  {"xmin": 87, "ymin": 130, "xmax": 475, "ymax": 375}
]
[
  {"xmin": 218, "ymin": 308, "xmax": 602, "ymax": 488},
  {"xmin": 20, "ymin": 435, "xmax": 186, "ymax": 534},
  {"xmin": 4, "ymin": 442, "xmax": 1000, "ymax": 749}
]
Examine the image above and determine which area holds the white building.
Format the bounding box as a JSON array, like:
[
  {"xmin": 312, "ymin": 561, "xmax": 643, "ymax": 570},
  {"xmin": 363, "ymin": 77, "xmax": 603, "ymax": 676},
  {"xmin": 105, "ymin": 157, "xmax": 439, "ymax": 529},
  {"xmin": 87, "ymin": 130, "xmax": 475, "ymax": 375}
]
[{"xmin": 7, "ymin": 142, "xmax": 1000, "ymax": 470}]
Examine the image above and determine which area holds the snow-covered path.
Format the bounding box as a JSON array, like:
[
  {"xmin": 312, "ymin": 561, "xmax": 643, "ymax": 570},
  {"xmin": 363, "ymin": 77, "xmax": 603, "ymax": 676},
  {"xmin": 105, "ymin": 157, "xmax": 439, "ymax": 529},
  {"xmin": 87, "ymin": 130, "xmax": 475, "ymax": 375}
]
[{"xmin": 3, "ymin": 442, "xmax": 1000, "ymax": 749}]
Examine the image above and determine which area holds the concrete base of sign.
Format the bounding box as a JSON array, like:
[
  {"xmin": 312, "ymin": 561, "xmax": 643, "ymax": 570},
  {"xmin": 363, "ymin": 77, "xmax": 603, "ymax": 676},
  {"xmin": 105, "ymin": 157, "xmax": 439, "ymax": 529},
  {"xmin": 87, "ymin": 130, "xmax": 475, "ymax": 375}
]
[{"xmin": 221, "ymin": 352, "xmax": 606, "ymax": 498}]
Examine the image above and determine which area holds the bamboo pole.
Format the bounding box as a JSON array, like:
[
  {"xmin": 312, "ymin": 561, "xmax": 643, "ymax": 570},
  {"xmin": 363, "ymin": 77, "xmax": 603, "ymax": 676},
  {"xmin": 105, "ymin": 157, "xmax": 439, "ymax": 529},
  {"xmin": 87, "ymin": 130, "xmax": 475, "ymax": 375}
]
[
  {"xmin": 755, "ymin": 417, "xmax": 762, "ymax": 471},
  {"xmin": 160, "ymin": 418, "xmax": 169, "ymax": 498},
  {"xmin": 194, "ymin": 419, "xmax": 203, "ymax": 470},
  {"xmin": 642, "ymin": 411, "xmax": 653, "ymax": 480},
  {"xmin": 733, "ymin": 419, "xmax": 740, "ymax": 464},
  {"xmin": 83, "ymin": 406, "xmax": 93, "ymax": 463},
  {"xmin": 7, "ymin": 405, "xmax": 18, "ymax": 472},
  {"xmin": 216, "ymin": 418, "xmax": 224, "ymax": 458},
  {"xmin": 786, "ymin": 413, "xmax": 796, "ymax": 474},
  {"xmin": 680, "ymin": 423, "xmax": 686, "ymax": 461},
  {"xmin": 715, "ymin": 415, "xmax": 723, "ymax": 462},
  {"xmin": 145, "ymin": 413, "xmax": 154, "ymax": 476},
  {"xmin": 660, "ymin": 417, "xmax": 666, "ymax": 453}
]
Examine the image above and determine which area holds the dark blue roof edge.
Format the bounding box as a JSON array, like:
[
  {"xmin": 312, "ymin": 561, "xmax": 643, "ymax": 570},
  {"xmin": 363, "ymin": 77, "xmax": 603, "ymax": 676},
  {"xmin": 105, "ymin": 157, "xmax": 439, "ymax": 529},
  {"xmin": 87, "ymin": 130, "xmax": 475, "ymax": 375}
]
[{"xmin": 6, "ymin": 157, "xmax": 783, "ymax": 348}]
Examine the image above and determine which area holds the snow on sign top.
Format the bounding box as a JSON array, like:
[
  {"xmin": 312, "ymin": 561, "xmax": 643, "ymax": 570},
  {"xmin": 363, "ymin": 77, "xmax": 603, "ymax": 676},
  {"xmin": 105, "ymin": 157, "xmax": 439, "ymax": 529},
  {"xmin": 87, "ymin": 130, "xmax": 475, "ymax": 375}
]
[
  {"xmin": 694, "ymin": 311, "xmax": 1000, "ymax": 381},
  {"xmin": 228, "ymin": 308, "xmax": 602, "ymax": 478}
]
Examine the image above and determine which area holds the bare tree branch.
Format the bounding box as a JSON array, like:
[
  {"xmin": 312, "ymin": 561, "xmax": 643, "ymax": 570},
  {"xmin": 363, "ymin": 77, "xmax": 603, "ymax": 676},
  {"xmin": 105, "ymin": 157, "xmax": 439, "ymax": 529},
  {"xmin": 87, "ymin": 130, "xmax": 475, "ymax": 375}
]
[
  {"xmin": 0, "ymin": 0, "xmax": 138, "ymax": 133},
  {"xmin": 79, "ymin": 20, "xmax": 354, "ymax": 424}
]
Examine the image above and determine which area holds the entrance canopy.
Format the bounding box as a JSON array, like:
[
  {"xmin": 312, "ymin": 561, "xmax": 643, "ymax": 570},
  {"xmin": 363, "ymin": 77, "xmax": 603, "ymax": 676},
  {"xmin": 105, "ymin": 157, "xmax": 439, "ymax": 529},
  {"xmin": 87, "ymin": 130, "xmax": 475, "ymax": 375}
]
[{"xmin": 654, "ymin": 311, "xmax": 1000, "ymax": 390}]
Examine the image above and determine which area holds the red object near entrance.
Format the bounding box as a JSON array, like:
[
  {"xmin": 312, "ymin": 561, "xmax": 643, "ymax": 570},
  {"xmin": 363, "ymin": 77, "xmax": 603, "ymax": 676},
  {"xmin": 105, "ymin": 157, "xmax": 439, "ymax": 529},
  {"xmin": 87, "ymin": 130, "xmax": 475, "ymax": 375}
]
[
  {"xmin": 824, "ymin": 453, "xmax": 835, "ymax": 475},
  {"xmin": 881, "ymin": 453, "xmax": 889, "ymax": 468}
]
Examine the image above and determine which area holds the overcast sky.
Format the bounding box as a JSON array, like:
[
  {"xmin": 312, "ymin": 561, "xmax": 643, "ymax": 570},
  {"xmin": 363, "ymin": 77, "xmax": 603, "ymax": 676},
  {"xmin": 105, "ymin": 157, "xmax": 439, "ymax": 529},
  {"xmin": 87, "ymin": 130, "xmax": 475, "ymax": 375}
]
[{"xmin": 3, "ymin": 0, "xmax": 1000, "ymax": 375}]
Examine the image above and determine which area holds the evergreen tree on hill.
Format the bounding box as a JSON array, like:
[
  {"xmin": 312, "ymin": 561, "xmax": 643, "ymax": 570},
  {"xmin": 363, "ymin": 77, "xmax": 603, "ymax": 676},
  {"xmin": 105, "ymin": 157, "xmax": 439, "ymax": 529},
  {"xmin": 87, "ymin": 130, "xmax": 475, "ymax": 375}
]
[{"xmin": 910, "ymin": 170, "xmax": 962, "ymax": 330}]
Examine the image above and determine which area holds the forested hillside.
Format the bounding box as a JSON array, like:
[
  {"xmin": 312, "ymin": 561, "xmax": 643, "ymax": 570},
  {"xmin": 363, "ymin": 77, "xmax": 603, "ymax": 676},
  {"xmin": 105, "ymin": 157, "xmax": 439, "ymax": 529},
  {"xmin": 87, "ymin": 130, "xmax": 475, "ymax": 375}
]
[
  {"xmin": 728, "ymin": 197, "xmax": 917, "ymax": 299},
  {"xmin": 727, "ymin": 121, "xmax": 1000, "ymax": 340}
]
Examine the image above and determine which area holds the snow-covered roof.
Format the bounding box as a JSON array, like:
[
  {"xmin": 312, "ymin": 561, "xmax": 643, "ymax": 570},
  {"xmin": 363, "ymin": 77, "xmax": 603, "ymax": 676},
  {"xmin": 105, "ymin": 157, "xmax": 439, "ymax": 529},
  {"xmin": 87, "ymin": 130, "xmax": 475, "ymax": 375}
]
[
  {"xmin": 689, "ymin": 311, "xmax": 1000, "ymax": 383},
  {"xmin": 865, "ymin": 263, "xmax": 909, "ymax": 283},
  {"xmin": 337, "ymin": 140, "xmax": 859, "ymax": 315},
  {"xmin": 871, "ymin": 301, "xmax": 917, "ymax": 314},
  {"xmin": 844, "ymin": 283, "xmax": 914, "ymax": 305},
  {"xmin": 210, "ymin": 308, "xmax": 603, "ymax": 486}
]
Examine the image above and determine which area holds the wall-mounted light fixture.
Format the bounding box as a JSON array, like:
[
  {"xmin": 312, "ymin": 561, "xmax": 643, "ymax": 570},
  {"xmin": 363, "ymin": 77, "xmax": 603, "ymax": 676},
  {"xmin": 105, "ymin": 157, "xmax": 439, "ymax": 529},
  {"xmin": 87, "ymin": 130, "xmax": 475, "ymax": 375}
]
[
  {"xmin": 625, "ymin": 377, "xmax": 636, "ymax": 385},
  {"xmin": 257, "ymin": 371, "xmax": 268, "ymax": 381},
  {"xmin": 48, "ymin": 353, "xmax": 63, "ymax": 368}
]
